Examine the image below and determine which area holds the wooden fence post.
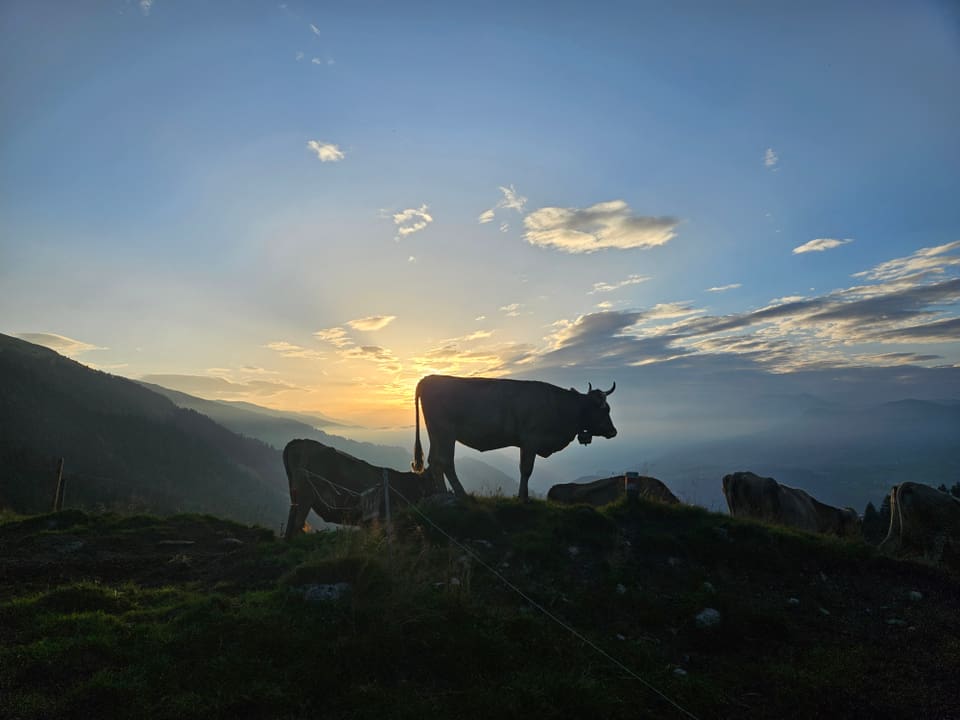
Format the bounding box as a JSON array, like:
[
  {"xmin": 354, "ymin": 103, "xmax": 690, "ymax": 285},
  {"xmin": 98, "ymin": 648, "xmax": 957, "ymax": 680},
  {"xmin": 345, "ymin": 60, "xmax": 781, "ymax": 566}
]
[
  {"xmin": 53, "ymin": 458, "xmax": 65, "ymax": 512},
  {"xmin": 382, "ymin": 468, "xmax": 392, "ymax": 551}
]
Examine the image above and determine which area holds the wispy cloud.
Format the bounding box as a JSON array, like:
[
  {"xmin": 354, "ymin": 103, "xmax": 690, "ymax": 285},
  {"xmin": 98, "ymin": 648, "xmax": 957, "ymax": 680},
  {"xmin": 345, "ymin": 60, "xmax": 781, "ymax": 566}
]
[
  {"xmin": 793, "ymin": 238, "xmax": 854, "ymax": 254},
  {"xmin": 15, "ymin": 332, "xmax": 106, "ymax": 358},
  {"xmin": 524, "ymin": 200, "xmax": 679, "ymax": 253},
  {"xmin": 478, "ymin": 185, "xmax": 528, "ymax": 224},
  {"xmin": 410, "ymin": 337, "xmax": 534, "ymax": 378},
  {"xmin": 347, "ymin": 315, "xmax": 396, "ymax": 332},
  {"xmin": 140, "ymin": 373, "xmax": 295, "ymax": 398},
  {"xmin": 515, "ymin": 241, "xmax": 960, "ymax": 374},
  {"xmin": 852, "ymin": 240, "xmax": 960, "ymax": 282},
  {"xmin": 764, "ymin": 147, "xmax": 778, "ymax": 168},
  {"xmin": 588, "ymin": 274, "xmax": 651, "ymax": 294},
  {"xmin": 707, "ymin": 283, "xmax": 742, "ymax": 293},
  {"xmin": 265, "ymin": 341, "xmax": 326, "ymax": 360},
  {"xmin": 313, "ymin": 327, "xmax": 353, "ymax": 348},
  {"xmin": 393, "ymin": 205, "xmax": 433, "ymax": 239},
  {"xmin": 306, "ymin": 140, "xmax": 344, "ymax": 162},
  {"xmin": 295, "ymin": 51, "xmax": 304, "ymax": 61},
  {"xmin": 140, "ymin": 0, "xmax": 153, "ymax": 16},
  {"xmin": 340, "ymin": 345, "xmax": 402, "ymax": 373},
  {"xmin": 309, "ymin": 23, "xmax": 321, "ymax": 36},
  {"xmin": 500, "ymin": 303, "xmax": 522, "ymax": 317}
]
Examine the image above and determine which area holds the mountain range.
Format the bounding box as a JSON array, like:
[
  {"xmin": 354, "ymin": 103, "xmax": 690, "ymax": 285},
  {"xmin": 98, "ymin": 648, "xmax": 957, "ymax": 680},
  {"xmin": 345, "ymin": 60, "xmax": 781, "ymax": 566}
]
[{"xmin": 0, "ymin": 334, "xmax": 516, "ymax": 526}]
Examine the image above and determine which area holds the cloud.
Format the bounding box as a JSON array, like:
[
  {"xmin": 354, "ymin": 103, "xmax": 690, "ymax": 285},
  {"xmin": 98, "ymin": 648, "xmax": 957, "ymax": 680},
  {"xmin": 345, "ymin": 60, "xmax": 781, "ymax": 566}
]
[
  {"xmin": 646, "ymin": 303, "xmax": 700, "ymax": 319},
  {"xmin": 764, "ymin": 148, "xmax": 778, "ymax": 168},
  {"xmin": 306, "ymin": 140, "xmax": 344, "ymax": 162},
  {"xmin": 340, "ymin": 345, "xmax": 402, "ymax": 373},
  {"xmin": 479, "ymin": 185, "xmax": 528, "ymax": 224},
  {"xmin": 347, "ymin": 315, "xmax": 396, "ymax": 332},
  {"xmin": 868, "ymin": 316, "xmax": 960, "ymax": 344},
  {"xmin": 500, "ymin": 303, "xmax": 522, "ymax": 317},
  {"xmin": 589, "ymin": 274, "xmax": 651, "ymax": 294},
  {"xmin": 707, "ymin": 283, "xmax": 742, "ymax": 293},
  {"xmin": 265, "ymin": 341, "xmax": 326, "ymax": 360},
  {"xmin": 313, "ymin": 327, "xmax": 353, "ymax": 348},
  {"xmin": 15, "ymin": 332, "xmax": 106, "ymax": 358},
  {"xmin": 523, "ymin": 200, "xmax": 679, "ymax": 253},
  {"xmin": 139, "ymin": 374, "xmax": 295, "ymax": 398},
  {"xmin": 295, "ymin": 51, "xmax": 304, "ymax": 61},
  {"xmin": 410, "ymin": 336, "xmax": 535, "ymax": 377},
  {"xmin": 854, "ymin": 351, "xmax": 943, "ymax": 366},
  {"xmin": 393, "ymin": 205, "xmax": 433, "ymax": 238},
  {"xmin": 852, "ymin": 240, "xmax": 960, "ymax": 282},
  {"xmin": 140, "ymin": 0, "xmax": 153, "ymax": 16},
  {"xmin": 310, "ymin": 23, "xmax": 321, "ymax": 36},
  {"xmin": 513, "ymin": 238, "xmax": 960, "ymax": 375},
  {"xmin": 793, "ymin": 238, "xmax": 854, "ymax": 254}
]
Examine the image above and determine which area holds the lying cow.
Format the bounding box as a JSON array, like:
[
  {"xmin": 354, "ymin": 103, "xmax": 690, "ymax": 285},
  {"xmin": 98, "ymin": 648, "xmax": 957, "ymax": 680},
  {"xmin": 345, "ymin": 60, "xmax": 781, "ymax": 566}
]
[
  {"xmin": 283, "ymin": 439, "xmax": 444, "ymax": 539},
  {"xmin": 548, "ymin": 475, "xmax": 679, "ymax": 507},
  {"xmin": 412, "ymin": 374, "xmax": 618, "ymax": 502},
  {"xmin": 879, "ymin": 482, "xmax": 960, "ymax": 568},
  {"xmin": 722, "ymin": 471, "xmax": 860, "ymax": 537}
]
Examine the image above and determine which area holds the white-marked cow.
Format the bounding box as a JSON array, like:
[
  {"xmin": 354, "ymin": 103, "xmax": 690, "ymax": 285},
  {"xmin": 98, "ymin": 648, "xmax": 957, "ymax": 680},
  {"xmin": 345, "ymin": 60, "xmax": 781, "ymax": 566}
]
[
  {"xmin": 412, "ymin": 375, "xmax": 618, "ymax": 501},
  {"xmin": 284, "ymin": 439, "xmax": 443, "ymax": 539},
  {"xmin": 880, "ymin": 482, "xmax": 960, "ymax": 568},
  {"xmin": 548, "ymin": 475, "xmax": 679, "ymax": 507},
  {"xmin": 722, "ymin": 471, "xmax": 860, "ymax": 537}
]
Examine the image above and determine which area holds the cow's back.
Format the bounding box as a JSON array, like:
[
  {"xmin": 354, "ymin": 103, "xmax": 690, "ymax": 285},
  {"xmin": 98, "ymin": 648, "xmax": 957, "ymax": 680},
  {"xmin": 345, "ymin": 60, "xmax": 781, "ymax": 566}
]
[
  {"xmin": 776, "ymin": 485, "xmax": 819, "ymax": 533},
  {"xmin": 548, "ymin": 477, "xmax": 622, "ymax": 506},
  {"xmin": 418, "ymin": 374, "xmax": 577, "ymax": 452},
  {"xmin": 723, "ymin": 472, "xmax": 779, "ymax": 520}
]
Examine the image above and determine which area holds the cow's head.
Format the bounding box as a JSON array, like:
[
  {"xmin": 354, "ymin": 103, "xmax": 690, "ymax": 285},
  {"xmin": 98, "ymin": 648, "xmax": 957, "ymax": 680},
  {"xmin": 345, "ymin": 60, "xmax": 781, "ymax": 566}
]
[{"xmin": 577, "ymin": 382, "xmax": 618, "ymax": 445}]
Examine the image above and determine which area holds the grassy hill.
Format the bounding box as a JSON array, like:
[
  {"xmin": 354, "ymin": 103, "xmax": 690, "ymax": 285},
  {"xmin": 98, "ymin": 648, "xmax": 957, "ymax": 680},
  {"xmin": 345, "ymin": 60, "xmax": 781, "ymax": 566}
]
[
  {"xmin": 1, "ymin": 497, "xmax": 957, "ymax": 719},
  {"xmin": 0, "ymin": 334, "xmax": 288, "ymax": 524}
]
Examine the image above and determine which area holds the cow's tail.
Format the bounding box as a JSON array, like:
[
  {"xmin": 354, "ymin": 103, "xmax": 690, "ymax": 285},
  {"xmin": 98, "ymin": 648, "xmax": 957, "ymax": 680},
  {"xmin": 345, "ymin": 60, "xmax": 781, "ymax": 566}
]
[{"xmin": 412, "ymin": 380, "xmax": 425, "ymax": 473}]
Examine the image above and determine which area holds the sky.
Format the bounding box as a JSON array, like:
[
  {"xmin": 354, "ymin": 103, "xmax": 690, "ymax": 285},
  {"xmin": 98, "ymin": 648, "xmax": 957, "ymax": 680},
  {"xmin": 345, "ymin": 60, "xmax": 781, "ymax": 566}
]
[{"xmin": 2, "ymin": 0, "xmax": 959, "ymax": 435}]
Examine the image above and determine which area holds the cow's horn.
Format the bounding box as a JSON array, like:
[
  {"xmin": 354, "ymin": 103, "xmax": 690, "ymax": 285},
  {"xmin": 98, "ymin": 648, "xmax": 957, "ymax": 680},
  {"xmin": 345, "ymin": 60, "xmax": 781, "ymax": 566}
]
[{"xmin": 604, "ymin": 382, "xmax": 616, "ymax": 396}]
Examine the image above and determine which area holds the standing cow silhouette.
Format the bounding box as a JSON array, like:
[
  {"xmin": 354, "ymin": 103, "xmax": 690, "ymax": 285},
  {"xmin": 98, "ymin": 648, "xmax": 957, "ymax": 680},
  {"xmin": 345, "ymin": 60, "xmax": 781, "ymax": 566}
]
[{"xmin": 412, "ymin": 374, "xmax": 617, "ymax": 501}]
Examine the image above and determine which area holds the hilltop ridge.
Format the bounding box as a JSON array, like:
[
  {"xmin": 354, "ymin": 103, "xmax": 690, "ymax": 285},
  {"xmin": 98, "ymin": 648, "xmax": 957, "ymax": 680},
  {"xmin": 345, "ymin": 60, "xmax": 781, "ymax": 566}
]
[{"xmin": 1, "ymin": 496, "xmax": 957, "ymax": 719}]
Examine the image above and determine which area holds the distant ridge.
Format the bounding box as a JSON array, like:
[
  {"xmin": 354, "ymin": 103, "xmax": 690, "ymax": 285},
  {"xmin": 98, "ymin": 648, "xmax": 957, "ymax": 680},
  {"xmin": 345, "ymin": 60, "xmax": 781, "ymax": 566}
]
[
  {"xmin": 0, "ymin": 333, "xmax": 287, "ymax": 524},
  {"xmin": 139, "ymin": 381, "xmax": 520, "ymax": 496}
]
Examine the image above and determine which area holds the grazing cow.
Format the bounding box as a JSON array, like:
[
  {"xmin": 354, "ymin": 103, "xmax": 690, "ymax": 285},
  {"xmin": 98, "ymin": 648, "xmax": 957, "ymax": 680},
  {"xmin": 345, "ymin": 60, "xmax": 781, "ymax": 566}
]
[
  {"xmin": 283, "ymin": 439, "xmax": 443, "ymax": 539},
  {"xmin": 879, "ymin": 482, "xmax": 960, "ymax": 567},
  {"xmin": 548, "ymin": 475, "xmax": 680, "ymax": 507},
  {"xmin": 412, "ymin": 375, "xmax": 618, "ymax": 501},
  {"xmin": 722, "ymin": 471, "xmax": 860, "ymax": 537}
]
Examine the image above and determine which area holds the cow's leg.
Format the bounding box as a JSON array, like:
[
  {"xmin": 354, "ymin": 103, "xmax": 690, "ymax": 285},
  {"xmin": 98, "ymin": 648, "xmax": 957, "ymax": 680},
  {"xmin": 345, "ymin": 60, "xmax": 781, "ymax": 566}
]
[
  {"xmin": 444, "ymin": 462, "xmax": 467, "ymax": 498},
  {"xmin": 286, "ymin": 470, "xmax": 314, "ymax": 538},
  {"xmin": 428, "ymin": 433, "xmax": 466, "ymax": 497},
  {"xmin": 519, "ymin": 447, "xmax": 536, "ymax": 502}
]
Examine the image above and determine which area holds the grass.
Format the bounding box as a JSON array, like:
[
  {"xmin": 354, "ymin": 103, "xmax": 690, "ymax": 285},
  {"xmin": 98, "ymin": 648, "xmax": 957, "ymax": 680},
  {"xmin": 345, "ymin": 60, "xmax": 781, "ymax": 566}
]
[{"xmin": 1, "ymin": 498, "xmax": 958, "ymax": 719}]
